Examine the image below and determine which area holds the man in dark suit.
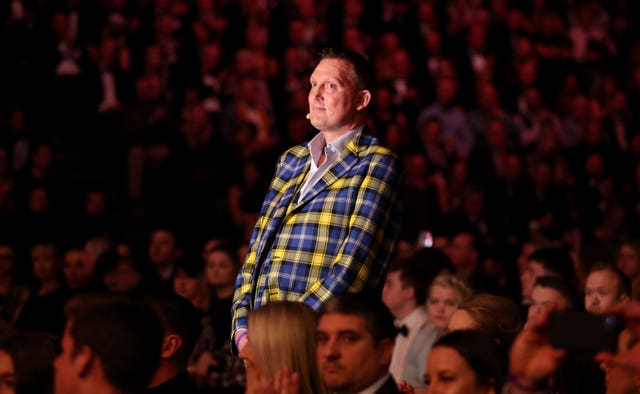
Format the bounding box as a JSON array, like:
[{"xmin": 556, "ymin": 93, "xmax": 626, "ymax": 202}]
[{"xmin": 317, "ymin": 292, "xmax": 399, "ymax": 394}]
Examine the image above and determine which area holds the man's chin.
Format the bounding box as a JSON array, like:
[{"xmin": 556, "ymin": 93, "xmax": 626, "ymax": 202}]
[
  {"xmin": 322, "ymin": 366, "xmax": 347, "ymax": 386},
  {"xmin": 323, "ymin": 377, "xmax": 349, "ymax": 393}
]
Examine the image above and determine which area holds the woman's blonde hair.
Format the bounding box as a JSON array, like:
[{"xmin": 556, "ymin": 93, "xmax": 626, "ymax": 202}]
[
  {"xmin": 428, "ymin": 274, "xmax": 473, "ymax": 304},
  {"xmin": 248, "ymin": 301, "xmax": 327, "ymax": 394}
]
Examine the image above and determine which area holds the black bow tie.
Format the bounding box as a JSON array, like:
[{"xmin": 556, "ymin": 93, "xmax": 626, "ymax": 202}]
[{"xmin": 396, "ymin": 324, "xmax": 408, "ymax": 337}]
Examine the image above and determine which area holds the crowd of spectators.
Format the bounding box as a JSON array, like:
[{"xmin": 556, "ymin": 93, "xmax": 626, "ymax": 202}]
[{"xmin": 1, "ymin": 0, "xmax": 640, "ymax": 393}]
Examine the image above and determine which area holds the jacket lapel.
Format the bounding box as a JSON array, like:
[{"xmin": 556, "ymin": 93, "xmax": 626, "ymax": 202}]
[
  {"xmin": 294, "ymin": 129, "xmax": 369, "ymax": 207},
  {"xmin": 255, "ymin": 151, "xmax": 310, "ymax": 259}
]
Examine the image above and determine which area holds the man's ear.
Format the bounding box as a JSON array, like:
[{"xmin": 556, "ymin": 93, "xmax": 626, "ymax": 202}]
[
  {"xmin": 74, "ymin": 345, "xmax": 94, "ymax": 378},
  {"xmin": 376, "ymin": 338, "xmax": 394, "ymax": 365},
  {"xmin": 619, "ymin": 293, "xmax": 630, "ymax": 303},
  {"xmin": 161, "ymin": 334, "xmax": 183, "ymax": 359},
  {"xmin": 356, "ymin": 90, "xmax": 371, "ymax": 111},
  {"xmin": 404, "ymin": 285, "xmax": 415, "ymax": 301}
]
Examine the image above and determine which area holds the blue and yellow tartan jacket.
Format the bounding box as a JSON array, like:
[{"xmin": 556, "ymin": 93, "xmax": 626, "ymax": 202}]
[{"xmin": 231, "ymin": 127, "xmax": 403, "ymax": 336}]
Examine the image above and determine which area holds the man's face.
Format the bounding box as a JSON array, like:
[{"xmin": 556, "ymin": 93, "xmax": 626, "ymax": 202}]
[
  {"xmin": 308, "ymin": 58, "xmax": 366, "ymax": 136},
  {"xmin": 447, "ymin": 234, "xmax": 476, "ymax": 271},
  {"xmin": 0, "ymin": 350, "xmax": 15, "ymax": 394},
  {"xmin": 585, "ymin": 270, "xmax": 621, "ymax": 314},
  {"xmin": 617, "ymin": 245, "xmax": 640, "ymax": 279},
  {"xmin": 317, "ymin": 313, "xmax": 392, "ymax": 394},
  {"xmin": 527, "ymin": 286, "xmax": 568, "ymax": 325},
  {"xmin": 54, "ymin": 322, "xmax": 79, "ymax": 394},
  {"xmin": 0, "ymin": 246, "xmax": 14, "ymax": 277},
  {"xmin": 149, "ymin": 230, "xmax": 179, "ymax": 266},
  {"xmin": 520, "ymin": 261, "xmax": 546, "ymax": 303},
  {"xmin": 63, "ymin": 250, "xmax": 91, "ymax": 290},
  {"xmin": 381, "ymin": 271, "xmax": 412, "ymax": 317}
]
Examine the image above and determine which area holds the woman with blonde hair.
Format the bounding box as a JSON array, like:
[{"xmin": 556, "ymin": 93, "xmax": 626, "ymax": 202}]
[
  {"xmin": 401, "ymin": 274, "xmax": 472, "ymax": 390},
  {"xmin": 426, "ymin": 274, "xmax": 473, "ymax": 334},
  {"xmin": 240, "ymin": 301, "xmax": 327, "ymax": 394}
]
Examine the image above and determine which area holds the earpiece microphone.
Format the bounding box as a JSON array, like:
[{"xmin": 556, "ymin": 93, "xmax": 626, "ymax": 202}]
[{"xmin": 305, "ymin": 113, "xmax": 311, "ymax": 119}]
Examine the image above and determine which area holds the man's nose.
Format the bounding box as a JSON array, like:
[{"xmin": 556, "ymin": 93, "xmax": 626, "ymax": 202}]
[{"xmin": 322, "ymin": 339, "xmax": 339, "ymax": 357}]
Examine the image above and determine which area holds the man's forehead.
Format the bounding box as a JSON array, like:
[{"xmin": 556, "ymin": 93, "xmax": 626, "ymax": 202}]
[
  {"xmin": 318, "ymin": 312, "xmax": 368, "ymax": 332},
  {"xmin": 586, "ymin": 270, "xmax": 616, "ymax": 286}
]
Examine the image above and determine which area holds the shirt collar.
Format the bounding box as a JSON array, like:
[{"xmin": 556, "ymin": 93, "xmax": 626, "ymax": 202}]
[
  {"xmin": 396, "ymin": 307, "xmax": 429, "ymax": 330},
  {"xmin": 306, "ymin": 125, "xmax": 362, "ymax": 159}
]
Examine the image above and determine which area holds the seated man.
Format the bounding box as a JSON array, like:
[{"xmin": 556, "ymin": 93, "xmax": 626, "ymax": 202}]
[
  {"xmin": 382, "ymin": 257, "xmax": 438, "ymax": 389},
  {"xmin": 145, "ymin": 292, "xmax": 202, "ymax": 393},
  {"xmin": 527, "ymin": 276, "xmax": 574, "ymax": 326},
  {"xmin": 54, "ymin": 293, "xmax": 164, "ymax": 394},
  {"xmin": 520, "ymin": 247, "xmax": 576, "ymax": 306},
  {"xmin": 317, "ymin": 292, "xmax": 399, "ymax": 394},
  {"xmin": 584, "ymin": 263, "xmax": 631, "ymax": 314}
]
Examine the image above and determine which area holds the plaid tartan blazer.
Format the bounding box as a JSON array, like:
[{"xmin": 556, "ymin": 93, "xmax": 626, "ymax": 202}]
[{"xmin": 232, "ymin": 127, "xmax": 403, "ymax": 335}]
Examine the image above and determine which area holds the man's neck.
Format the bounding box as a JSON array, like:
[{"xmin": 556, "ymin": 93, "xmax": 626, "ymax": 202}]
[
  {"xmin": 321, "ymin": 122, "xmax": 361, "ymax": 144},
  {"xmin": 147, "ymin": 362, "xmax": 182, "ymax": 389},
  {"xmin": 394, "ymin": 301, "xmax": 418, "ymax": 322}
]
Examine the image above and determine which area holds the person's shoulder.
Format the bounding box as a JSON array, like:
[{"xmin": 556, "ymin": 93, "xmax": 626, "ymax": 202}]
[
  {"xmin": 355, "ymin": 131, "xmax": 399, "ymax": 160},
  {"xmin": 280, "ymin": 143, "xmax": 309, "ymax": 159},
  {"xmin": 375, "ymin": 375, "xmax": 401, "ymax": 394}
]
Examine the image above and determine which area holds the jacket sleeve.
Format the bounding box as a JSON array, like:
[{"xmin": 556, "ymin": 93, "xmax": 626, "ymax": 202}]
[{"xmin": 230, "ymin": 154, "xmax": 288, "ymax": 343}]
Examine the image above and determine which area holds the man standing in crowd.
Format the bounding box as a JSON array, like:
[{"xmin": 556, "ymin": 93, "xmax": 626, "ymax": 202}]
[{"xmin": 232, "ymin": 48, "xmax": 403, "ymax": 352}]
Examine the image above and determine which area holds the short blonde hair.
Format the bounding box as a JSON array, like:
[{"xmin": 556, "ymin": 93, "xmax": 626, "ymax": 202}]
[
  {"xmin": 248, "ymin": 301, "xmax": 327, "ymax": 394},
  {"xmin": 428, "ymin": 274, "xmax": 472, "ymax": 304}
]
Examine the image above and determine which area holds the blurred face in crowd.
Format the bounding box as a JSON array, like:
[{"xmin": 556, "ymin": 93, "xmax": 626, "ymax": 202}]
[
  {"xmin": 31, "ymin": 244, "xmax": 57, "ymax": 282},
  {"xmin": 447, "ymin": 233, "xmax": 477, "ymax": 273},
  {"xmin": 0, "ymin": 247, "xmax": 14, "ymax": 278},
  {"xmin": 424, "ymin": 346, "xmax": 493, "ymax": 394},
  {"xmin": 382, "ymin": 270, "xmax": 413, "ymax": 317},
  {"xmin": 173, "ymin": 270, "xmax": 204, "ymax": 303},
  {"xmin": 617, "ymin": 244, "xmax": 640, "ymax": 280},
  {"xmin": 0, "ymin": 350, "xmax": 15, "ymax": 394},
  {"xmin": 317, "ymin": 313, "xmax": 392, "ymax": 394},
  {"xmin": 585, "ymin": 270, "xmax": 626, "ymax": 314},
  {"xmin": 63, "ymin": 250, "xmax": 91, "ymax": 290},
  {"xmin": 103, "ymin": 262, "xmax": 141, "ymax": 293},
  {"xmin": 520, "ymin": 260, "xmax": 546, "ymax": 304},
  {"xmin": 205, "ymin": 250, "xmax": 238, "ymax": 289},
  {"xmin": 427, "ymin": 284, "xmax": 460, "ymax": 332},
  {"xmin": 527, "ymin": 285, "xmax": 569, "ymax": 325},
  {"xmin": 149, "ymin": 230, "xmax": 180, "ymax": 267}
]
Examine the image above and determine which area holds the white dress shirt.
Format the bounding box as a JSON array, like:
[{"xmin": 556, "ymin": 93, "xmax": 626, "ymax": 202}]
[{"xmin": 389, "ymin": 307, "xmax": 429, "ymax": 382}]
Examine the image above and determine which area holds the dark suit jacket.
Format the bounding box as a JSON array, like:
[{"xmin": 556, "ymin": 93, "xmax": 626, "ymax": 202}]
[{"xmin": 373, "ymin": 375, "xmax": 400, "ymax": 394}]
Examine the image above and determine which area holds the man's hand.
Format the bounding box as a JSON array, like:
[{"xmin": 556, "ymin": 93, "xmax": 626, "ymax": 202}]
[
  {"xmin": 508, "ymin": 307, "xmax": 565, "ymax": 392},
  {"xmin": 595, "ymin": 301, "xmax": 640, "ymax": 373}
]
